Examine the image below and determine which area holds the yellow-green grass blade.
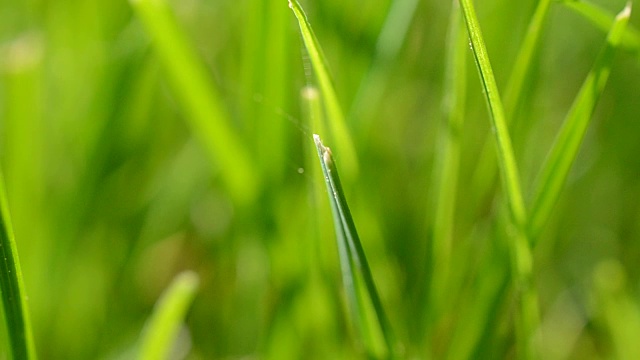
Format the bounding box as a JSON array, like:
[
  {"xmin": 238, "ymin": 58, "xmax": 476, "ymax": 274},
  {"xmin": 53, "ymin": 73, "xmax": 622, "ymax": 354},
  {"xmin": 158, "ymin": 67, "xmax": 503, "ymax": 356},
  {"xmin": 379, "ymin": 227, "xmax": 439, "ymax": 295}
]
[
  {"xmin": 138, "ymin": 271, "xmax": 200, "ymax": 360},
  {"xmin": 562, "ymin": 0, "xmax": 640, "ymax": 53},
  {"xmin": 528, "ymin": 3, "xmax": 631, "ymax": 240},
  {"xmin": 313, "ymin": 135, "xmax": 396, "ymax": 359},
  {"xmin": 290, "ymin": 0, "xmax": 359, "ymax": 180},
  {"xmin": 457, "ymin": 0, "xmax": 538, "ymax": 357},
  {"xmin": 0, "ymin": 171, "xmax": 37, "ymax": 360},
  {"xmin": 130, "ymin": 0, "xmax": 258, "ymax": 205},
  {"xmin": 428, "ymin": 0, "xmax": 467, "ymax": 320}
]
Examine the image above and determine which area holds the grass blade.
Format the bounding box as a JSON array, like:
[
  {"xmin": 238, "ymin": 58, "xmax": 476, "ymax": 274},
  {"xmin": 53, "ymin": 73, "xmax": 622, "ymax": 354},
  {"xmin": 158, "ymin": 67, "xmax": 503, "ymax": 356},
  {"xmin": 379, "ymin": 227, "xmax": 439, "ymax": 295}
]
[
  {"xmin": 503, "ymin": 0, "xmax": 553, "ymax": 117},
  {"xmin": 290, "ymin": 1, "xmax": 359, "ymax": 180},
  {"xmin": 138, "ymin": 271, "xmax": 200, "ymax": 360},
  {"xmin": 562, "ymin": 0, "xmax": 640, "ymax": 53},
  {"xmin": 313, "ymin": 134, "xmax": 395, "ymax": 358},
  {"xmin": 458, "ymin": 0, "xmax": 527, "ymax": 230},
  {"xmin": 528, "ymin": 3, "xmax": 631, "ymax": 239},
  {"xmin": 428, "ymin": 0, "xmax": 467, "ymax": 319},
  {"xmin": 130, "ymin": 0, "xmax": 258, "ymax": 205},
  {"xmin": 457, "ymin": 0, "xmax": 539, "ymax": 357},
  {"xmin": 470, "ymin": 0, "xmax": 553, "ymax": 213},
  {"xmin": 0, "ymin": 172, "xmax": 36, "ymax": 360}
]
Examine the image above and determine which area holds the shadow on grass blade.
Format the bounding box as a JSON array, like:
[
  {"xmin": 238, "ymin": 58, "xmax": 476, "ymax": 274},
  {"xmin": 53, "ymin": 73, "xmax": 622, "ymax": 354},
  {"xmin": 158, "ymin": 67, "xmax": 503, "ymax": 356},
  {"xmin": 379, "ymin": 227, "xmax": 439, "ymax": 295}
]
[
  {"xmin": 313, "ymin": 134, "xmax": 396, "ymax": 359},
  {"xmin": 528, "ymin": 3, "xmax": 632, "ymax": 240},
  {"xmin": 0, "ymin": 171, "xmax": 36, "ymax": 360},
  {"xmin": 138, "ymin": 271, "xmax": 200, "ymax": 360}
]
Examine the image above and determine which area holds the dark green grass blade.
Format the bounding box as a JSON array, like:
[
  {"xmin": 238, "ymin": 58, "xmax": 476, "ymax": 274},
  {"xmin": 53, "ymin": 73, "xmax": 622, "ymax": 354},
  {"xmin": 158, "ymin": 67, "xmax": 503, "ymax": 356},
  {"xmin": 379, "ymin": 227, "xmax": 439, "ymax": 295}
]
[
  {"xmin": 290, "ymin": 0, "xmax": 359, "ymax": 180},
  {"xmin": 130, "ymin": 0, "xmax": 258, "ymax": 205},
  {"xmin": 0, "ymin": 172, "xmax": 36, "ymax": 360},
  {"xmin": 457, "ymin": 0, "xmax": 539, "ymax": 357},
  {"xmin": 528, "ymin": 3, "xmax": 631, "ymax": 239},
  {"xmin": 138, "ymin": 271, "xmax": 200, "ymax": 360},
  {"xmin": 313, "ymin": 134, "xmax": 396, "ymax": 358},
  {"xmin": 562, "ymin": 0, "xmax": 640, "ymax": 53}
]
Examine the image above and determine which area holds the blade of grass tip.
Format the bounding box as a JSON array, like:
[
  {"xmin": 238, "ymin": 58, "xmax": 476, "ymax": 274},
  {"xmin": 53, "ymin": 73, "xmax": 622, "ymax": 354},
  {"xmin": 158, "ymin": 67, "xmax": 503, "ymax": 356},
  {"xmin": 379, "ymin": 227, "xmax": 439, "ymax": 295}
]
[
  {"xmin": 428, "ymin": 0, "xmax": 467, "ymax": 320},
  {"xmin": 290, "ymin": 0, "xmax": 359, "ymax": 180},
  {"xmin": 138, "ymin": 271, "xmax": 200, "ymax": 360},
  {"xmin": 529, "ymin": 2, "xmax": 631, "ymax": 239},
  {"xmin": 130, "ymin": 0, "xmax": 258, "ymax": 205},
  {"xmin": 457, "ymin": 0, "xmax": 539, "ymax": 357},
  {"xmin": 0, "ymin": 171, "xmax": 37, "ymax": 360},
  {"xmin": 562, "ymin": 0, "xmax": 640, "ymax": 54},
  {"xmin": 313, "ymin": 134, "xmax": 397, "ymax": 358},
  {"xmin": 528, "ymin": 2, "xmax": 631, "ymax": 240}
]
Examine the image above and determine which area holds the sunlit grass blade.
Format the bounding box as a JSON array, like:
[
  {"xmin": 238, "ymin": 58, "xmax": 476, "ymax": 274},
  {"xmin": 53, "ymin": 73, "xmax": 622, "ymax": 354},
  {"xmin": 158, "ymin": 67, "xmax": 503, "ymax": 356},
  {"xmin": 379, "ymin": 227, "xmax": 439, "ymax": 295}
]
[
  {"xmin": 130, "ymin": 0, "xmax": 258, "ymax": 205},
  {"xmin": 313, "ymin": 134, "xmax": 395, "ymax": 358},
  {"xmin": 138, "ymin": 271, "xmax": 200, "ymax": 360},
  {"xmin": 0, "ymin": 171, "xmax": 36, "ymax": 360},
  {"xmin": 428, "ymin": 0, "xmax": 467, "ymax": 319},
  {"xmin": 562, "ymin": 0, "xmax": 640, "ymax": 53},
  {"xmin": 528, "ymin": 3, "xmax": 631, "ymax": 240},
  {"xmin": 457, "ymin": 0, "xmax": 538, "ymax": 357},
  {"xmin": 289, "ymin": 0, "xmax": 359, "ymax": 180}
]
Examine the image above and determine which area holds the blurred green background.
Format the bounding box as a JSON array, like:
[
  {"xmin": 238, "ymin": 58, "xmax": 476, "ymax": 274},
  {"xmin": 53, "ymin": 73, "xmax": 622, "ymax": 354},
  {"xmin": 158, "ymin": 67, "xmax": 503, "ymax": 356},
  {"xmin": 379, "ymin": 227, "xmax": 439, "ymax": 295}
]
[{"xmin": 0, "ymin": 0, "xmax": 639, "ymax": 358}]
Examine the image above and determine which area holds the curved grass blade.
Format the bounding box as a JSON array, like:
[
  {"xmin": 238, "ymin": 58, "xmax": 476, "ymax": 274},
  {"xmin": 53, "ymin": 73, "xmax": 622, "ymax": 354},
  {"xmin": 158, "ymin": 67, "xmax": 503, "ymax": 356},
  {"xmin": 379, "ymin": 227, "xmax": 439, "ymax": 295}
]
[
  {"xmin": 138, "ymin": 271, "xmax": 200, "ymax": 360},
  {"xmin": 528, "ymin": 3, "xmax": 631, "ymax": 240},
  {"xmin": 457, "ymin": 0, "xmax": 539, "ymax": 357},
  {"xmin": 130, "ymin": 0, "xmax": 258, "ymax": 205},
  {"xmin": 562, "ymin": 0, "xmax": 640, "ymax": 54},
  {"xmin": 0, "ymin": 172, "xmax": 36, "ymax": 360},
  {"xmin": 313, "ymin": 134, "xmax": 396, "ymax": 358},
  {"xmin": 290, "ymin": 1, "xmax": 359, "ymax": 180}
]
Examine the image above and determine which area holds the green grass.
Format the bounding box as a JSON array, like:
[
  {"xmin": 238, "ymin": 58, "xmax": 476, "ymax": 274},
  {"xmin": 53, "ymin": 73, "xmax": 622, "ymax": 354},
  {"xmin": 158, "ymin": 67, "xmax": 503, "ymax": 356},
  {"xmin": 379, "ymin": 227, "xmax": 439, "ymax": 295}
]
[
  {"xmin": 314, "ymin": 134, "xmax": 396, "ymax": 359},
  {"xmin": 1, "ymin": 0, "xmax": 639, "ymax": 358},
  {"xmin": 0, "ymin": 171, "xmax": 36, "ymax": 360},
  {"xmin": 138, "ymin": 271, "xmax": 199, "ymax": 360}
]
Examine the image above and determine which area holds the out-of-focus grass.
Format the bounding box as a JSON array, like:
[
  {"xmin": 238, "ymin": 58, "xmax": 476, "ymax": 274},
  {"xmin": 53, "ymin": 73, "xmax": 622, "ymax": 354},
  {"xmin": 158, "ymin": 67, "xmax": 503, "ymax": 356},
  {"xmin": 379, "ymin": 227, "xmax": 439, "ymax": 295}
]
[{"xmin": 0, "ymin": 0, "xmax": 639, "ymax": 358}]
